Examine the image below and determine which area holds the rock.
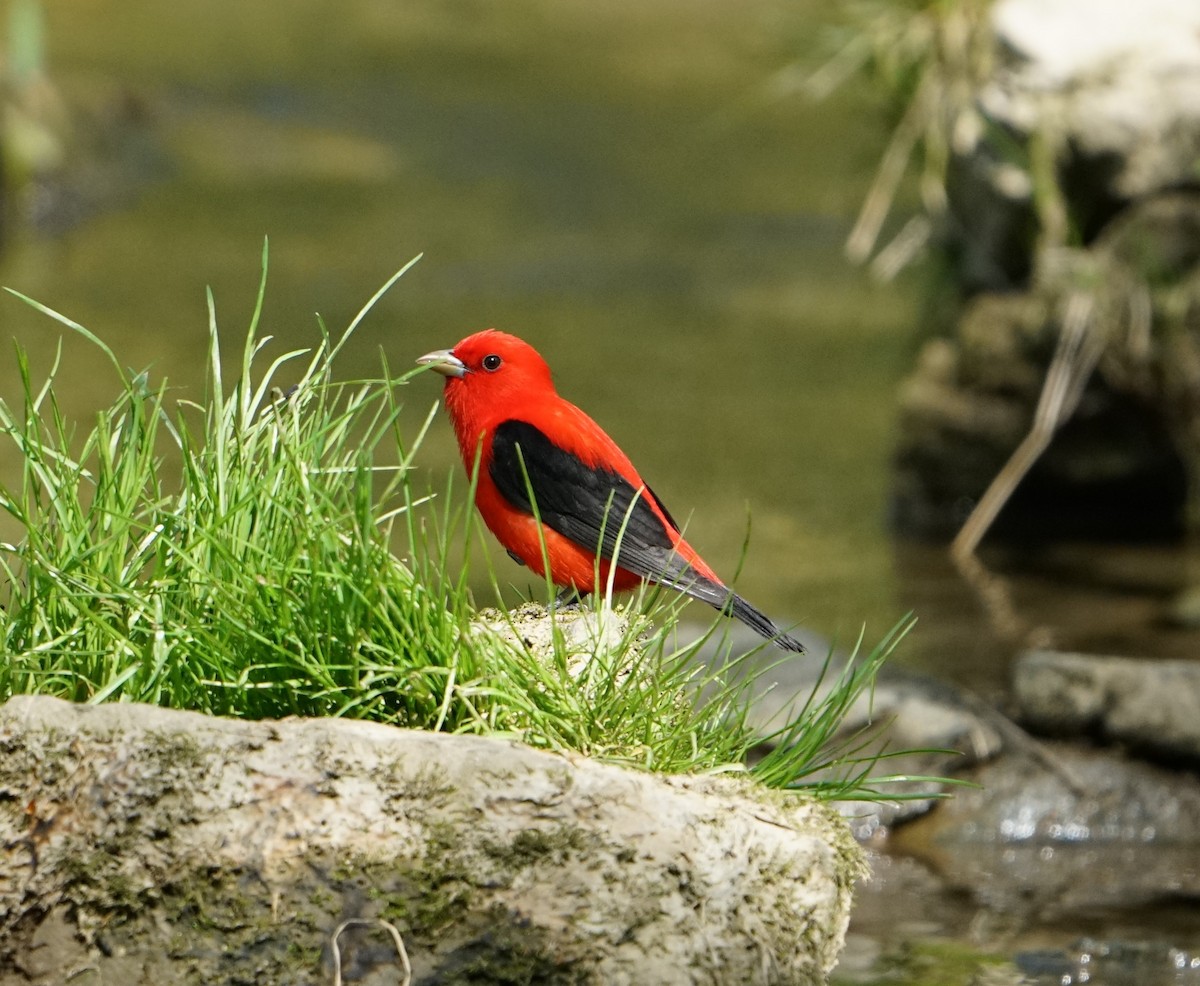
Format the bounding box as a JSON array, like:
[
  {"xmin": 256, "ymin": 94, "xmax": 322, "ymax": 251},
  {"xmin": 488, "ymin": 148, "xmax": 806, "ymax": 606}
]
[
  {"xmin": 891, "ymin": 198, "xmax": 1199, "ymax": 540},
  {"xmin": 889, "ymin": 742, "xmax": 1200, "ymax": 918},
  {"xmin": 1167, "ymin": 583, "xmax": 1200, "ymax": 628},
  {"xmin": 0, "ymin": 695, "xmax": 862, "ymax": 986},
  {"xmin": 1014, "ymin": 649, "xmax": 1200, "ymax": 763},
  {"xmin": 945, "ymin": 0, "xmax": 1200, "ymax": 291},
  {"xmin": 692, "ymin": 628, "xmax": 1005, "ymax": 764},
  {"xmin": 888, "ymin": 0, "xmax": 1200, "ymax": 539},
  {"xmin": 988, "ymin": 0, "xmax": 1200, "ymax": 202},
  {"xmin": 475, "ymin": 601, "xmax": 630, "ymax": 680}
]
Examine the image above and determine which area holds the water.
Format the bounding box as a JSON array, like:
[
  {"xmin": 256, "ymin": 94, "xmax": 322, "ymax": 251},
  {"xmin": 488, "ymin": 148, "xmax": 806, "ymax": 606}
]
[{"xmin": 3, "ymin": 0, "xmax": 1198, "ymax": 981}]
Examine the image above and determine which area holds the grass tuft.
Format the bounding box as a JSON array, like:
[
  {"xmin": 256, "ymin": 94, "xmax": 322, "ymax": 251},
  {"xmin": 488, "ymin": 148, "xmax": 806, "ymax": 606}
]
[{"xmin": 0, "ymin": 247, "xmax": 923, "ymax": 799}]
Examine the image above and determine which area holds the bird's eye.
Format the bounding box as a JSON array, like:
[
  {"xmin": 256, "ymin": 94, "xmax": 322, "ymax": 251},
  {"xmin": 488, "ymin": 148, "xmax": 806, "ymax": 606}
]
[{"xmin": 482, "ymin": 354, "xmax": 502, "ymax": 372}]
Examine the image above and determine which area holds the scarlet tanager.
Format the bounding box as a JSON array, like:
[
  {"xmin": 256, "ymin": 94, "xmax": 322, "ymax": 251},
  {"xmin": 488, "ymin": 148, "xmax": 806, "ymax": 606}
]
[{"xmin": 417, "ymin": 329, "xmax": 805, "ymax": 652}]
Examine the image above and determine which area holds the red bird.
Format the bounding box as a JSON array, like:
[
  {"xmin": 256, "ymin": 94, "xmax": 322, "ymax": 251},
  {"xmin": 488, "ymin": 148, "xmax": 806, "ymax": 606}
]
[{"xmin": 417, "ymin": 329, "xmax": 805, "ymax": 652}]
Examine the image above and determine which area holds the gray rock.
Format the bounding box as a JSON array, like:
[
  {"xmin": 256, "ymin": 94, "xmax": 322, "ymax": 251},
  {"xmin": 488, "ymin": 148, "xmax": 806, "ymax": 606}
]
[
  {"xmin": 0, "ymin": 695, "xmax": 862, "ymax": 986},
  {"xmin": 1014, "ymin": 649, "xmax": 1200, "ymax": 763},
  {"xmin": 891, "ymin": 281, "xmax": 1190, "ymax": 539},
  {"xmin": 888, "ymin": 0, "xmax": 1200, "ymax": 538},
  {"xmin": 691, "ymin": 627, "xmax": 1002, "ymax": 761},
  {"xmin": 890, "ymin": 742, "xmax": 1200, "ymax": 918}
]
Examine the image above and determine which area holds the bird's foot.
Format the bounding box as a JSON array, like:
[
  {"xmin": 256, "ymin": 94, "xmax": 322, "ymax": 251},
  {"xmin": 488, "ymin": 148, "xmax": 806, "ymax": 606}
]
[{"xmin": 552, "ymin": 587, "xmax": 587, "ymax": 612}]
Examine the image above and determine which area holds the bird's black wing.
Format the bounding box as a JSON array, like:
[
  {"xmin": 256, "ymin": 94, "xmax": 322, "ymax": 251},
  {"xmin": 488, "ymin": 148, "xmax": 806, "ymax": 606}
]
[
  {"xmin": 489, "ymin": 419, "xmax": 806, "ymax": 653},
  {"xmin": 489, "ymin": 419, "xmax": 701, "ymax": 592}
]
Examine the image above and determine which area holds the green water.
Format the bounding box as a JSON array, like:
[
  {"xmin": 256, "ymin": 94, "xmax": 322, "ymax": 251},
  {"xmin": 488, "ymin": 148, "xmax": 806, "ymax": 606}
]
[{"xmin": 1, "ymin": 0, "xmax": 920, "ymax": 642}]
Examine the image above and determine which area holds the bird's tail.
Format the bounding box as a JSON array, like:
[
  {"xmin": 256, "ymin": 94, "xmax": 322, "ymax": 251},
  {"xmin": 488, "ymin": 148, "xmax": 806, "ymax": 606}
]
[
  {"xmin": 726, "ymin": 592, "xmax": 806, "ymax": 653},
  {"xmin": 671, "ymin": 569, "xmax": 805, "ymax": 653}
]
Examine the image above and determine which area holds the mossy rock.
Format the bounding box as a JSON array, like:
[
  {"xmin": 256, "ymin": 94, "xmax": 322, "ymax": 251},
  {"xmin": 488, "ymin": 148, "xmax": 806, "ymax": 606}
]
[{"xmin": 0, "ymin": 695, "xmax": 862, "ymax": 985}]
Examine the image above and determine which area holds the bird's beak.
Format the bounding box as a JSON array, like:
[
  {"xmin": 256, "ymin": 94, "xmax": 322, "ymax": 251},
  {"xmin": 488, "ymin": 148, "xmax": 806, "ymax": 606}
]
[{"xmin": 416, "ymin": 349, "xmax": 467, "ymax": 379}]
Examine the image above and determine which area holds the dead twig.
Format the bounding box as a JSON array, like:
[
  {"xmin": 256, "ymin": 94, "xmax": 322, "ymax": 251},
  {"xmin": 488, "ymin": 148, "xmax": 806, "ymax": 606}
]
[
  {"xmin": 330, "ymin": 918, "xmax": 412, "ymax": 986},
  {"xmin": 846, "ymin": 69, "xmax": 933, "ymax": 264},
  {"xmin": 951, "ymin": 291, "xmax": 1106, "ymax": 642}
]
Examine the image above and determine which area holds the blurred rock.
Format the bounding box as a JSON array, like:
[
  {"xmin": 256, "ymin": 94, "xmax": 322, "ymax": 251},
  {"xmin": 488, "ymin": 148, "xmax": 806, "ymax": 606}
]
[
  {"xmin": 890, "ymin": 742, "xmax": 1200, "ymax": 918},
  {"xmin": 891, "ymin": 0, "xmax": 1200, "ymax": 539},
  {"xmin": 1167, "ymin": 583, "xmax": 1200, "ymax": 628},
  {"xmin": 817, "ymin": 670, "xmax": 1008, "ymax": 840},
  {"xmin": 892, "ymin": 194, "xmax": 1200, "ymax": 540},
  {"xmin": 891, "ymin": 286, "xmax": 1188, "ymax": 539},
  {"xmin": 682, "ymin": 626, "xmax": 1200, "ymax": 942},
  {"xmin": 0, "ymin": 695, "xmax": 861, "ymax": 986},
  {"xmin": 949, "ymin": 0, "xmax": 1200, "ymax": 291},
  {"xmin": 993, "ymin": 0, "xmax": 1200, "ymax": 194},
  {"xmin": 1014, "ymin": 649, "xmax": 1200, "ymax": 763}
]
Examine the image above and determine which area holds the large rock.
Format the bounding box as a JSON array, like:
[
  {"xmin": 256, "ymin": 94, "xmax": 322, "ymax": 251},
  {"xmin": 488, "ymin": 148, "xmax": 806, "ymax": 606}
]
[
  {"xmin": 891, "ymin": 282, "xmax": 1190, "ymax": 539},
  {"xmin": 1014, "ymin": 650, "xmax": 1200, "ymax": 763},
  {"xmin": 988, "ymin": 0, "xmax": 1200, "ymax": 201},
  {"xmin": 892, "ymin": 194, "xmax": 1200, "ymax": 540},
  {"xmin": 0, "ymin": 696, "xmax": 862, "ymax": 986}
]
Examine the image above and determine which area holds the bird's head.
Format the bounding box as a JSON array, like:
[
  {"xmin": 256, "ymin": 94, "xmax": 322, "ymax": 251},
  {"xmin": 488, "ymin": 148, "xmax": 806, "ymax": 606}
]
[{"xmin": 417, "ymin": 328, "xmax": 556, "ymax": 429}]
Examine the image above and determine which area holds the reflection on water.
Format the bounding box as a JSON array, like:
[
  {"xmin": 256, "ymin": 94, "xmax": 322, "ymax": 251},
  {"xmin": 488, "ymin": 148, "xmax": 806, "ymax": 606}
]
[{"xmin": 2, "ymin": 1, "xmax": 1199, "ymax": 983}]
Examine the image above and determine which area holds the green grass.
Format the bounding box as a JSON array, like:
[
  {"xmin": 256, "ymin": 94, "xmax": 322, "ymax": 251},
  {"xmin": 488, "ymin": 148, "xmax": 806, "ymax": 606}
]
[{"xmin": 0, "ymin": 245, "xmax": 923, "ymax": 800}]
